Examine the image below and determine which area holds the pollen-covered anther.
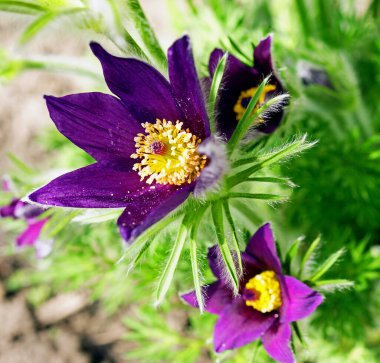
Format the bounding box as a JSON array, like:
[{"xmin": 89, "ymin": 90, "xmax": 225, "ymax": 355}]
[
  {"xmin": 131, "ymin": 119, "xmax": 207, "ymax": 186},
  {"xmin": 244, "ymin": 270, "xmax": 282, "ymax": 313},
  {"xmin": 233, "ymin": 84, "xmax": 276, "ymax": 121}
]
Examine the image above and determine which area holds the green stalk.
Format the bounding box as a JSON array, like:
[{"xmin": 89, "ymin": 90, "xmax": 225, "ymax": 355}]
[
  {"xmin": 211, "ymin": 202, "xmax": 239, "ymax": 293},
  {"xmin": 126, "ymin": 0, "xmax": 167, "ymax": 69},
  {"xmin": 155, "ymin": 216, "xmax": 189, "ymax": 306},
  {"xmin": 189, "ymin": 207, "xmax": 207, "ymax": 312},
  {"xmin": 223, "ymin": 201, "xmax": 242, "ymax": 275}
]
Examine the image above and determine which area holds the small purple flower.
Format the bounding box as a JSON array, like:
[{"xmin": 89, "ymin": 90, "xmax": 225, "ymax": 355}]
[
  {"xmin": 181, "ymin": 223, "xmax": 323, "ymax": 363},
  {"xmin": 28, "ymin": 36, "xmax": 225, "ymax": 243},
  {"xmin": 0, "ymin": 199, "xmax": 50, "ymax": 258},
  {"xmin": 209, "ymin": 36, "xmax": 286, "ymax": 138}
]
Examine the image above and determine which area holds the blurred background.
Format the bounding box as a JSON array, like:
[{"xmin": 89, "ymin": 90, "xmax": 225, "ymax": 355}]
[{"xmin": 1, "ymin": 0, "xmax": 380, "ymax": 362}]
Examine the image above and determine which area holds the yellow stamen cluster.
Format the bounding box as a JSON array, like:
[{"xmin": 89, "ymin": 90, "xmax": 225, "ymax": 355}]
[
  {"xmin": 131, "ymin": 119, "xmax": 207, "ymax": 186},
  {"xmin": 233, "ymin": 84, "xmax": 276, "ymax": 121},
  {"xmin": 245, "ymin": 270, "xmax": 282, "ymax": 313}
]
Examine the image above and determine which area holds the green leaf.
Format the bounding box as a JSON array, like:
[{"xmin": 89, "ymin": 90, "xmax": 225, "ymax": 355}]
[
  {"xmin": 107, "ymin": 0, "xmax": 148, "ymax": 60},
  {"xmin": 228, "ymin": 135, "xmax": 317, "ymax": 188},
  {"xmin": 188, "ymin": 209, "xmax": 206, "ymax": 312},
  {"xmin": 223, "ymin": 201, "xmax": 243, "ymax": 275},
  {"xmin": 298, "ymin": 235, "xmax": 321, "ymax": 278},
  {"xmin": 6, "ymin": 152, "xmax": 34, "ymax": 174},
  {"xmin": 208, "ymin": 52, "xmax": 228, "ymax": 134},
  {"xmin": 123, "ymin": 213, "xmax": 181, "ymax": 272},
  {"xmin": 0, "ymin": 1, "xmax": 45, "ymax": 14},
  {"xmin": 313, "ymin": 279, "xmax": 354, "ymax": 288},
  {"xmin": 19, "ymin": 11, "xmax": 58, "ymax": 44},
  {"xmin": 309, "ymin": 248, "xmax": 345, "ymax": 282},
  {"xmin": 126, "ymin": 0, "xmax": 167, "ymax": 68},
  {"xmin": 72, "ymin": 209, "xmax": 124, "ymax": 224},
  {"xmin": 284, "ymin": 237, "xmax": 303, "ymax": 274},
  {"xmin": 226, "ymin": 36, "xmax": 251, "ymax": 65},
  {"xmin": 227, "ymin": 76, "xmax": 270, "ymax": 156},
  {"xmin": 155, "ymin": 218, "xmax": 188, "ymax": 306},
  {"xmin": 227, "ymin": 192, "xmax": 287, "ymax": 202},
  {"xmin": 211, "ymin": 202, "xmax": 239, "ymax": 293},
  {"xmin": 246, "ymin": 176, "xmax": 296, "ymax": 188}
]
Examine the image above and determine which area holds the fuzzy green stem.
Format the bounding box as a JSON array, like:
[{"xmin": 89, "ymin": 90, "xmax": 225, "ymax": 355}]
[
  {"xmin": 126, "ymin": 0, "xmax": 167, "ymax": 69},
  {"xmin": 211, "ymin": 202, "xmax": 239, "ymax": 293}
]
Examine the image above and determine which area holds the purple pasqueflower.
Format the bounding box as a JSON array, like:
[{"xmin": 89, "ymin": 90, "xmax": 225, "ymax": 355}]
[
  {"xmin": 209, "ymin": 36, "xmax": 286, "ymax": 138},
  {"xmin": 0, "ymin": 199, "xmax": 50, "ymax": 258},
  {"xmin": 28, "ymin": 36, "xmax": 225, "ymax": 243},
  {"xmin": 181, "ymin": 223, "xmax": 323, "ymax": 363}
]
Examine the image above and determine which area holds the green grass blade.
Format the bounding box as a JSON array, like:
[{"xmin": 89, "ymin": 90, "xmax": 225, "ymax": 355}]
[
  {"xmin": 155, "ymin": 219, "xmax": 188, "ymax": 306},
  {"xmin": 208, "ymin": 52, "xmax": 228, "ymax": 134},
  {"xmin": 211, "ymin": 202, "xmax": 239, "ymax": 293}
]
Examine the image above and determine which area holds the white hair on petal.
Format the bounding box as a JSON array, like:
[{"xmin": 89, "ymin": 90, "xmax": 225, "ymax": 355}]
[{"xmin": 194, "ymin": 136, "xmax": 229, "ymax": 197}]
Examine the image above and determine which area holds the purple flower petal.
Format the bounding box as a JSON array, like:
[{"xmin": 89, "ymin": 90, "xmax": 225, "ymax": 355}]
[
  {"xmin": 168, "ymin": 35, "xmax": 210, "ymax": 140},
  {"xmin": 16, "ymin": 218, "xmax": 48, "ymax": 247},
  {"xmin": 90, "ymin": 43, "xmax": 182, "ymax": 124},
  {"xmin": 253, "ymin": 36, "xmax": 273, "ymax": 75},
  {"xmin": 245, "ymin": 223, "xmax": 282, "ymax": 274},
  {"xmin": 117, "ymin": 184, "xmax": 192, "ymax": 243},
  {"xmin": 262, "ymin": 322, "xmax": 294, "ymax": 363},
  {"xmin": 45, "ymin": 93, "xmax": 143, "ymax": 163},
  {"xmin": 181, "ymin": 281, "xmax": 234, "ymax": 314},
  {"xmin": 0, "ymin": 199, "xmax": 23, "ymax": 218},
  {"xmin": 280, "ymin": 275, "xmax": 324, "ymax": 323},
  {"xmin": 208, "ymin": 49, "xmax": 259, "ymax": 139},
  {"xmin": 28, "ymin": 163, "xmax": 170, "ymax": 208},
  {"xmin": 193, "ymin": 137, "xmax": 227, "ymax": 196},
  {"xmin": 207, "ymin": 245, "xmax": 227, "ymax": 281},
  {"xmin": 214, "ymin": 299, "xmax": 275, "ymax": 352}
]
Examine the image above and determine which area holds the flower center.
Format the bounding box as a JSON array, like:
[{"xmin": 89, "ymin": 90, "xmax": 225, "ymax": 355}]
[
  {"xmin": 233, "ymin": 84, "xmax": 276, "ymax": 121},
  {"xmin": 131, "ymin": 119, "xmax": 207, "ymax": 186},
  {"xmin": 243, "ymin": 270, "xmax": 282, "ymax": 313}
]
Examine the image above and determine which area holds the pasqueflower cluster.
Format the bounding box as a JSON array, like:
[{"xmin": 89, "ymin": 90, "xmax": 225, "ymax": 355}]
[{"xmin": 21, "ymin": 33, "xmax": 325, "ymax": 362}]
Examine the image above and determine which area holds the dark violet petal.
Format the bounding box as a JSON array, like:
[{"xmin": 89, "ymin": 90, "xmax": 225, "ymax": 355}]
[
  {"xmin": 280, "ymin": 276, "xmax": 324, "ymax": 323},
  {"xmin": 181, "ymin": 281, "xmax": 234, "ymax": 315},
  {"xmin": 45, "ymin": 93, "xmax": 143, "ymax": 163},
  {"xmin": 207, "ymin": 245, "xmax": 226, "ymax": 281},
  {"xmin": 168, "ymin": 35, "xmax": 210, "ymax": 139},
  {"xmin": 253, "ymin": 36, "xmax": 273, "ymax": 75},
  {"xmin": 245, "ymin": 223, "xmax": 282, "ymax": 274},
  {"xmin": 209, "ymin": 50, "xmax": 258, "ymax": 140},
  {"xmin": 214, "ymin": 299, "xmax": 275, "ymax": 352},
  {"xmin": 16, "ymin": 218, "xmax": 48, "ymax": 247},
  {"xmin": 90, "ymin": 43, "xmax": 181, "ymax": 124},
  {"xmin": 262, "ymin": 322, "xmax": 294, "ymax": 363},
  {"xmin": 28, "ymin": 163, "xmax": 163, "ymax": 208},
  {"xmin": 117, "ymin": 184, "xmax": 192, "ymax": 243}
]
